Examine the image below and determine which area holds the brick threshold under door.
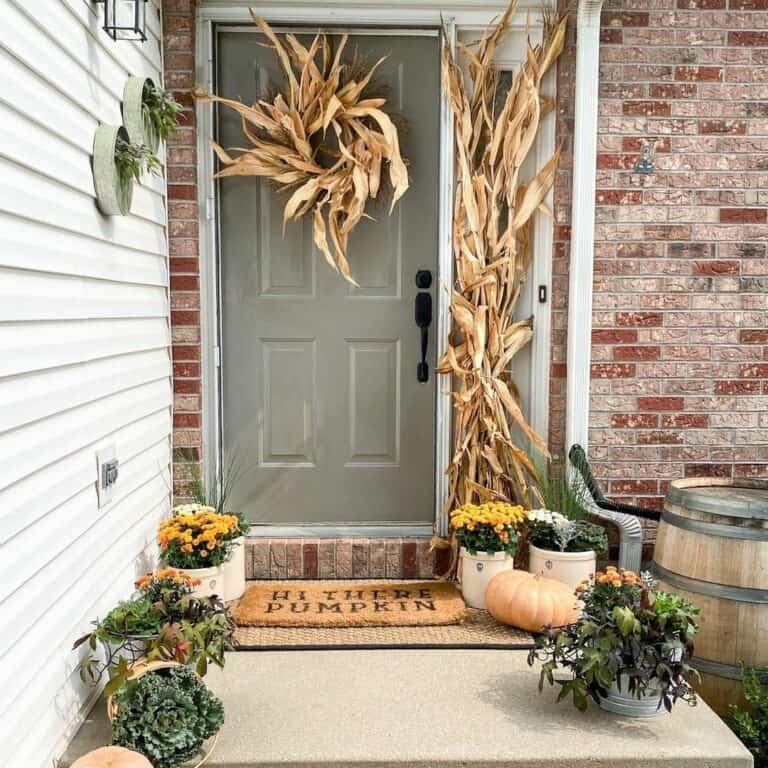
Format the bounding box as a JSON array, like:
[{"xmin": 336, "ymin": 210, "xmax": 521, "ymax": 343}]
[{"xmin": 246, "ymin": 537, "xmax": 450, "ymax": 580}]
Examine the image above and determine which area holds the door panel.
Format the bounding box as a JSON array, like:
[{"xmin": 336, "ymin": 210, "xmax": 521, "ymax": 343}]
[{"xmin": 217, "ymin": 30, "xmax": 440, "ymax": 524}]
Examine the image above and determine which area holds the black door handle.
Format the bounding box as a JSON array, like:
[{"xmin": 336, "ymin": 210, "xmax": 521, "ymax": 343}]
[{"xmin": 415, "ymin": 291, "xmax": 432, "ymax": 383}]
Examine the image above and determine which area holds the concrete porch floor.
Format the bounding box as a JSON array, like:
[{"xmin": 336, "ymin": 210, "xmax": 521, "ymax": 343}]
[{"xmin": 64, "ymin": 650, "xmax": 752, "ymax": 767}]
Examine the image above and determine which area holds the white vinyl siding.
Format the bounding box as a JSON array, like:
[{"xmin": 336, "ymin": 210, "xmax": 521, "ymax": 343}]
[{"xmin": 0, "ymin": 1, "xmax": 171, "ymax": 766}]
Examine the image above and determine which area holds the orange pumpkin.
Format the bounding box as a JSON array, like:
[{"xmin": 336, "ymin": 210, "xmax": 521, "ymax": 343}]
[
  {"xmin": 71, "ymin": 746, "xmax": 152, "ymax": 768},
  {"xmin": 485, "ymin": 570, "xmax": 580, "ymax": 632}
]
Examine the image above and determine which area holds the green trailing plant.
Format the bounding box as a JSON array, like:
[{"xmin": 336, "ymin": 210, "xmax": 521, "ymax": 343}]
[
  {"xmin": 142, "ymin": 81, "xmax": 183, "ymax": 142},
  {"xmin": 111, "ymin": 665, "xmax": 224, "ymax": 768},
  {"xmin": 528, "ymin": 569, "xmax": 699, "ymax": 713},
  {"xmin": 730, "ymin": 665, "xmax": 768, "ymax": 767},
  {"xmin": 527, "ymin": 510, "xmax": 608, "ymax": 554},
  {"xmin": 114, "ymin": 137, "xmax": 162, "ymax": 193}
]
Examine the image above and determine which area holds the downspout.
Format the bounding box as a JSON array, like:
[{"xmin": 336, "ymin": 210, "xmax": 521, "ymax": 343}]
[{"xmin": 565, "ymin": 0, "xmax": 643, "ymax": 571}]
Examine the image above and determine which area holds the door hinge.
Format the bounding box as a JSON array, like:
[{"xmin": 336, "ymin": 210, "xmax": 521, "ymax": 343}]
[
  {"xmin": 214, "ymin": 346, "xmax": 221, "ymax": 368},
  {"xmin": 206, "ymin": 196, "xmax": 216, "ymax": 221}
]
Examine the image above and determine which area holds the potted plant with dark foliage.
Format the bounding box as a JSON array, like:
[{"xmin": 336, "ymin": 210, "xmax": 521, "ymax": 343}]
[
  {"xmin": 109, "ymin": 663, "xmax": 224, "ymax": 768},
  {"xmin": 730, "ymin": 665, "xmax": 768, "ymax": 767},
  {"xmin": 528, "ymin": 568, "xmax": 700, "ymax": 716}
]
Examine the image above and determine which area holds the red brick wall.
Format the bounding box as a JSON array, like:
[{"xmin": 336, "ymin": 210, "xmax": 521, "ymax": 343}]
[
  {"xmin": 163, "ymin": 0, "xmax": 201, "ymax": 500},
  {"xmin": 165, "ymin": 1, "xmax": 768, "ymax": 529},
  {"xmin": 551, "ymin": 0, "xmax": 768, "ymax": 527}
]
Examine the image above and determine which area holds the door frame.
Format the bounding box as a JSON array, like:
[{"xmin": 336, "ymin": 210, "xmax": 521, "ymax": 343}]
[{"xmin": 194, "ymin": 1, "xmax": 554, "ymax": 537}]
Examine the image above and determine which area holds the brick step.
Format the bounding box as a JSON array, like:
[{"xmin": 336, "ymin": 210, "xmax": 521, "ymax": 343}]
[{"xmin": 245, "ymin": 536, "xmax": 450, "ymax": 579}]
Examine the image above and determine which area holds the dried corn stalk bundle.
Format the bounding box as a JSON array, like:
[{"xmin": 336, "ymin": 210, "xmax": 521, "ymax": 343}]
[
  {"xmin": 194, "ymin": 12, "xmax": 409, "ymax": 284},
  {"xmin": 437, "ymin": 2, "xmax": 567, "ymax": 511}
]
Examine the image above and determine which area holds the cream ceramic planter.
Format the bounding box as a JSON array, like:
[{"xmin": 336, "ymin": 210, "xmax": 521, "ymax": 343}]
[
  {"xmin": 123, "ymin": 76, "xmax": 160, "ymax": 152},
  {"xmin": 93, "ymin": 124, "xmax": 132, "ymax": 215},
  {"xmin": 177, "ymin": 565, "xmax": 225, "ymax": 599},
  {"xmin": 599, "ymin": 675, "xmax": 667, "ymax": 718},
  {"xmin": 221, "ymin": 536, "xmax": 245, "ymax": 602},
  {"xmin": 458, "ymin": 548, "xmax": 514, "ymax": 609},
  {"xmin": 528, "ymin": 544, "xmax": 596, "ymax": 592}
]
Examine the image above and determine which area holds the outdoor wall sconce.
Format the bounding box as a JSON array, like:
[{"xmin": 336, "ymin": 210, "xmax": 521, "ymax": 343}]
[
  {"xmin": 95, "ymin": 0, "xmax": 148, "ymax": 42},
  {"xmin": 633, "ymin": 139, "xmax": 657, "ymax": 174}
]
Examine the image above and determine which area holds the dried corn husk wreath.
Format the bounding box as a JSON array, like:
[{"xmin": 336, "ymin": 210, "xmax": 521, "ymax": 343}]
[
  {"xmin": 193, "ymin": 12, "xmax": 409, "ymax": 284},
  {"xmin": 437, "ymin": 3, "xmax": 567, "ymax": 518}
]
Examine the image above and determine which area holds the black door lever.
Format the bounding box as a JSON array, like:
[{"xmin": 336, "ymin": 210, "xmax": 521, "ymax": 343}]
[{"xmin": 415, "ymin": 292, "xmax": 432, "ymax": 383}]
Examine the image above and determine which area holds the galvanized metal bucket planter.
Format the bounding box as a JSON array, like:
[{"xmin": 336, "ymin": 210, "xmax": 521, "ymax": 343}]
[
  {"xmin": 123, "ymin": 76, "xmax": 160, "ymax": 152},
  {"xmin": 93, "ymin": 124, "xmax": 132, "ymax": 216},
  {"xmin": 599, "ymin": 675, "xmax": 667, "ymax": 718}
]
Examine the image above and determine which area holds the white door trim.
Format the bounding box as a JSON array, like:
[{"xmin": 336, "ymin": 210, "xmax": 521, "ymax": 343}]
[
  {"xmin": 195, "ymin": 2, "xmax": 555, "ymax": 532},
  {"xmin": 565, "ymin": 0, "xmax": 604, "ymax": 460}
]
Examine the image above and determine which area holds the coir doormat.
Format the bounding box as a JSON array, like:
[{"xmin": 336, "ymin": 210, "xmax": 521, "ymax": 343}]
[{"xmin": 232, "ymin": 580, "xmax": 467, "ymax": 627}]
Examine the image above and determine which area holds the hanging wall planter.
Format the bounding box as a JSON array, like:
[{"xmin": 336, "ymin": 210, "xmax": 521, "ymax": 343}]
[
  {"xmin": 93, "ymin": 124, "xmax": 133, "ymax": 216},
  {"xmin": 123, "ymin": 76, "xmax": 160, "ymax": 152}
]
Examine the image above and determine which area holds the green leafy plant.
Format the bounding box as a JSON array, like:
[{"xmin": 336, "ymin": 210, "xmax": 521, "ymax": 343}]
[
  {"xmin": 528, "ymin": 510, "xmax": 608, "ymax": 554},
  {"xmin": 142, "ymin": 81, "xmax": 183, "ymax": 142},
  {"xmin": 111, "ymin": 665, "xmax": 224, "ymax": 768},
  {"xmin": 114, "ymin": 137, "xmax": 161, "ymax": 194},
  {"xmin": 730, "ymin": 665, "xmax": 768, "ymax": 767},
  {"xmin": 528, "ymin": 568, "xmax": 699, "ymax": 712}
]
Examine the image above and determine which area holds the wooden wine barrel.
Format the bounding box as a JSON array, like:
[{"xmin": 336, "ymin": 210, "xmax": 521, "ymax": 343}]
[{"xmin": 652, "ymin": 477, "xmax": 768, "ymax": 715}]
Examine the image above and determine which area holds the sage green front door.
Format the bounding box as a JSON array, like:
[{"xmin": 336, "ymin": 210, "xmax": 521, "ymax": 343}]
[{"xmin": 216, "ymin": 29, "xmax": 440, "ymax": 524}]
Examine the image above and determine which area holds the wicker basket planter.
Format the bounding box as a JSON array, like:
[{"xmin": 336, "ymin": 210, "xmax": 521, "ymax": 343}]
[
  {"xmin": 93, "ymin": 124, "xmax": 132, "ymax": 216},
  {"xmin": 107, "ymin": 659, "xmax": 220, "ymax": 768},
  {"xmin": 123, "ymin": 76, "xmax": 160, "ymax": 152}
]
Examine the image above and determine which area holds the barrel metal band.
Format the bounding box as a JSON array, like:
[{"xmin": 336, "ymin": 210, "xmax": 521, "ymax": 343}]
[
  {"xmin": 661, "ymin": 508, "xmax": 768, "ymax": 541},
  {"xmin": 666, "ymin": 484, "xmax": 768, "ymax": 520},
  {"xmin": 691, "ymin": 657, "xmax": 768, "ymax": 683},
  {"xmin": 651, "ymin": 563, "xmax": 768, "ymax": 604}
]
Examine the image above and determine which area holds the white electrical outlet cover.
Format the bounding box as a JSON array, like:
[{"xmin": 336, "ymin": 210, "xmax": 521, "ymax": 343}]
[{"xmin": 96, "ymin": 444, "xmax": 118, "ymax": 508}]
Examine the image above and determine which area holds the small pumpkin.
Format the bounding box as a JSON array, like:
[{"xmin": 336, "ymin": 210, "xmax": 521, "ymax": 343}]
[
  {"xmin": 71, "ymin": 746, "xmax": 152, "ymax": 768},
  {"xmin": 485, "ymin": 570, "xmax": 580, "ymax": 632}
]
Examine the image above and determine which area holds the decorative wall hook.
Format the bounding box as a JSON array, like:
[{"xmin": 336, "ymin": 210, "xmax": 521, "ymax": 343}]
[{"xmin": 634, "ymin": 139, "xmax": 657, "ymax": 174}]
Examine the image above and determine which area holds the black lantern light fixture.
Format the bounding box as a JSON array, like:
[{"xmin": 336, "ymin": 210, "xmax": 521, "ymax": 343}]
[{"xmin": 96, "ymin": 0, "xmax": 148, "ymax": 42}]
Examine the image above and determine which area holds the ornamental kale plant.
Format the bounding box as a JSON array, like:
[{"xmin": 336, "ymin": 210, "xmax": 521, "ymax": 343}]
[
  {"xmin": 730, "ymin": 665, "xmax": 768, "ymax": 767},
  {"xmin": 528, "ymin": 568, "xmax": 700, "ymax": 712},
  {"xmin": 528, "ymin": 510, "xmax": 608, "ymax": 554},
  {"xmin": 111, "ymin": 666, "xmax": 224, "ymax": 768}
]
